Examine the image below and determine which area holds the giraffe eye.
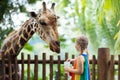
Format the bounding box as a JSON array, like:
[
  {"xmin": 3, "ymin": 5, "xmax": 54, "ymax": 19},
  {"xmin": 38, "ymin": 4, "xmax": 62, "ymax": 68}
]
[{"xmin": 38, "ymin": 14, "xmax": 41, "ymax": 17}]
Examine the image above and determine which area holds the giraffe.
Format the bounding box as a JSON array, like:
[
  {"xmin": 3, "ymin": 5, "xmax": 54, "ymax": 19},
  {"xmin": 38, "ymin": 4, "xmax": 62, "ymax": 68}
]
[{"xmin": 0, "ymin": 2, "xmax": 60, "ymax": 80}]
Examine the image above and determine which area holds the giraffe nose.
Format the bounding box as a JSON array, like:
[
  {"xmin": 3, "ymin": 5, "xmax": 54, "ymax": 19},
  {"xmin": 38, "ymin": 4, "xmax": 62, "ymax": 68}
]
[
  {"xmin": 40, "ymin": 20, "xmax": 47, "ymax": 25},
  {"xmin": 49, "ymin": 41, "xmax": 60, "ymax": 53},
  {"xmin": 55, "ymin": 41, "xmax": 60, "ymax": 46}
]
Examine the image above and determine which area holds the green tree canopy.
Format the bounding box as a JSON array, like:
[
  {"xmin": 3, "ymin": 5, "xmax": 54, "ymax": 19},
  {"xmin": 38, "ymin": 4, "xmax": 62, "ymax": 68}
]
[{"xmin": 0, "ymin": 0, "xmax": 38, "ymax": 48}]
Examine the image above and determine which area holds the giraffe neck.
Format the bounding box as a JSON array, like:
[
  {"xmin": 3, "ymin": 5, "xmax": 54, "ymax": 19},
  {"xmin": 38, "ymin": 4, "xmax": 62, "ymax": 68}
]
[{"xmin": 1, "ymin": 19, "xmax": 38, "ymax": 57}]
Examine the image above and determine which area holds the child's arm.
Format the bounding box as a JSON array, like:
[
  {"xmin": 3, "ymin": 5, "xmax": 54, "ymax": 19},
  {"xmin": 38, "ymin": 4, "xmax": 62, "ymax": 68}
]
[{"xmin": 64, "ymin": 56, "xmax": 84, "ymax": 74}]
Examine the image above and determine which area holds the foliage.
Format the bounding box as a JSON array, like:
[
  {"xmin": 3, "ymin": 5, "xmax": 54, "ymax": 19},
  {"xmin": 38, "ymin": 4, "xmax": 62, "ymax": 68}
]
[
  {"xmin": 115, "ymin": 20, "xmax": 120, "ymax": 53},
  {"xmin": 0, "ymin": 0, "xmax": 40, "ymax": 21},
  {"xmin": 0, "ymin": 0, "xmax": 37, "ymax": 49},
  {"xmin": 0, "ymin": 27, "xmax": 13, "ymax": 47},
  {"xmin": 0, "ymin": 0, "xmax": 26, "ymax": 22},
  {"xmin": 24, "ymin": 43, "xmax": 34, "ymax": 51},
  {"xmin": 53, "ymin": 65, "xmax": 64, "ymax": 80},
  {"xmin": 53, "ymin": 0, "xmax": 120, "ymax": 54}
]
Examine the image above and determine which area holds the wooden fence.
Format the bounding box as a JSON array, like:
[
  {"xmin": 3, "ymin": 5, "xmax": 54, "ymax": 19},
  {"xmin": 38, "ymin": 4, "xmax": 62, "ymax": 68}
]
[{"xmin": 0, "ymin": 48, "xmax": 120, "ymax": 80}]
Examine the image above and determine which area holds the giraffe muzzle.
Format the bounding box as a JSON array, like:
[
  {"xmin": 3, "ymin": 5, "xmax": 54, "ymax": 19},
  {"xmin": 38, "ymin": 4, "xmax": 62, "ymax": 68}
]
[{"xmin": 50, "ymin": 41, "xmax": 60, "ymax": 53}]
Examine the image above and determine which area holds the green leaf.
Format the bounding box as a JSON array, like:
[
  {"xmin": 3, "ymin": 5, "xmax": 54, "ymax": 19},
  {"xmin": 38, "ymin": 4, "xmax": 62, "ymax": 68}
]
[
  {"xmin": 71, "ymin": 38, "xmax": 76, "ymax": 43},
  {"xmin": 19, "ymin": 5, "xmax": 26, "ymax": 12},
  {"xmin": 24, "ymin": 43, "xmax": 34, "ymax": 51},
  {"xmin": 28, "ymin": 0, "xmax": 37, "ymax": 4},
  {"xmin": 62, "ymin": 0, "xmax": 70, "ymax": 7}
]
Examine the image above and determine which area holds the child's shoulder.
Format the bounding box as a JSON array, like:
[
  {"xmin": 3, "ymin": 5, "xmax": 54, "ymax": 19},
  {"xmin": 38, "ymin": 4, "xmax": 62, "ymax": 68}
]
[{"xmin": 77, "ymin": 55, "xmax": 85, "ymax": 62}]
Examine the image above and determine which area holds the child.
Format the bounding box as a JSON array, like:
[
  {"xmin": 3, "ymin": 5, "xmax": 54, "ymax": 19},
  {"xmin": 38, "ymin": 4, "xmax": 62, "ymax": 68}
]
[{"xmin": 64, "ymin": 35, "xmax": 90, "ymax": 80}]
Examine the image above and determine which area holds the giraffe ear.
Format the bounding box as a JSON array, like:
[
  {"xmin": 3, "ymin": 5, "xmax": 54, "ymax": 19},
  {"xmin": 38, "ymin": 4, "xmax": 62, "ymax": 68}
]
[{"xmin": 30, "ymin": 12, "xmax": 37, "ymax": 17}]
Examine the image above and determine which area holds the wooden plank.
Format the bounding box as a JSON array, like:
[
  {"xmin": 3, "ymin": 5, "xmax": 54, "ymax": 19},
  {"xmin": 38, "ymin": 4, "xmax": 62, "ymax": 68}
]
[
  {"xmin": 50, "ymin": 55, "xmax": 53, "ymax": 80},
  {"xmin": 92, "ymin": 55, "xmax": 96, "ymax": 80},
  {"xmin": 27, "ymin": 54, "xmax": 30, "ymax": 80},
  {"xmin": 34, "ymin": 55, "xmax": 38, "ymax": 80},
  {"xmin": 42, "ymin": 53, "xmax": 46, "ymax": 80},
  {"xmin": 21, "ymin": 53, "xmax": 24, "ymax": 80},
  {"xmin": 0, "ymin": 59, "xmax": 99, "ymax": 64},
  {"xmin": 58, "ymin": 55, "xmax": 61, "ymax": 80},
  {"xmin": 98, "ymin": 48, "xmax": 110, "ymax": 80},
  {"xmin": 8, "ymin": 55, "xmax": 12, "ymax": 80}
]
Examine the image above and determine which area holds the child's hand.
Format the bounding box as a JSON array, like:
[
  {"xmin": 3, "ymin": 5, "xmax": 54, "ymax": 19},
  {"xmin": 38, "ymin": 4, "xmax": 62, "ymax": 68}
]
[
  {"xmin": 64, "ymin": 66, "xmax": 70, "ymax": 72},
  {"xmin": 66, "ymin": 58, "xmax": 75, "ymax": 62},
  {"xmin": 66, "ymin": 58, "xmax": 71, "ymax": 62}
]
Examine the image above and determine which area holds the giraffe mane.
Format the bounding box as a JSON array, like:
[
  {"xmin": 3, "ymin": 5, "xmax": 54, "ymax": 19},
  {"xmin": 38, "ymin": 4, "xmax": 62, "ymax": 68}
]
[{"xmin": 7, "ymin": 30, "xmax": 17, "ymax": 37}]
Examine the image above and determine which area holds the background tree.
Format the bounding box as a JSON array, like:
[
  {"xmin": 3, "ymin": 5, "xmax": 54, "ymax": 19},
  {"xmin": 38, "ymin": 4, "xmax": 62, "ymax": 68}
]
[
  {"xmin": 0, "ymin": 0, "xmax": 37, "ymax": 50},
  {"xmin": 54, "ymin": 0, "xmax": 120, "ymax": 54}
]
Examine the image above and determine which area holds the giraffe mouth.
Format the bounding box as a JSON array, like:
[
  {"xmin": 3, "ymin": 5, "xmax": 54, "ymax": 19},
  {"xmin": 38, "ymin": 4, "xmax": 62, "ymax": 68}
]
[{"xmin": 50, "ymin": 41, "xmax": 60, "ymax": 53}]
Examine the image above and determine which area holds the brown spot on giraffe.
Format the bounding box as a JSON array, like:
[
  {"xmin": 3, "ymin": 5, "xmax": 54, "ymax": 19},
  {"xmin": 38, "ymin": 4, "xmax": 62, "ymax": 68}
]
[
  {"xmin": 23, "ymin": 30, "xmax": 28, "ymax": 39},
  {"xmin": 0, "ymin": 2, "xmax": 60, "ymax": 80}
]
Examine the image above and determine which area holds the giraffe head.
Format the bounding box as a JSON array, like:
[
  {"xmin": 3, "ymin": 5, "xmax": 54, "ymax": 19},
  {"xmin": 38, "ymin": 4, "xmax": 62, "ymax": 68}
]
[{"xmin": 29, "ymin": 2, "xmax": 60, "ymax": 53}]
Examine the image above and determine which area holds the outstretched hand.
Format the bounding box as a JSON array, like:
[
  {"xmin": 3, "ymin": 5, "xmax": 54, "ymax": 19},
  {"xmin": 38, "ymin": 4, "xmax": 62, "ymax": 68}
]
[{"xmin": 66, "ymin": 58, "xmax": 75, "ymax": 62}]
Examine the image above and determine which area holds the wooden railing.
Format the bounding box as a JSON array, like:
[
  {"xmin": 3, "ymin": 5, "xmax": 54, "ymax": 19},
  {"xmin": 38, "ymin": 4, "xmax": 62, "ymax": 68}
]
[{"xmin": 0, "ymin": 48, "xmax": 120, "ymax": 80}]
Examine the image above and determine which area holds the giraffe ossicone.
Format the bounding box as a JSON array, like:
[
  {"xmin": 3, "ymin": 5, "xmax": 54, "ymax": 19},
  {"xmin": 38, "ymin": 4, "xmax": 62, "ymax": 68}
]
[{"xmin": 0, "ymin": 2, "xmax": 60, "ymax": 80}]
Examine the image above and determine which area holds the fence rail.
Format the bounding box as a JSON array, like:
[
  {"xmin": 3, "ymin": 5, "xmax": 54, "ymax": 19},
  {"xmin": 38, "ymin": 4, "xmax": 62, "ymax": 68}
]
[{"xmin": 0, "ymin": 48, "xmax": 120, "ymax": 80}]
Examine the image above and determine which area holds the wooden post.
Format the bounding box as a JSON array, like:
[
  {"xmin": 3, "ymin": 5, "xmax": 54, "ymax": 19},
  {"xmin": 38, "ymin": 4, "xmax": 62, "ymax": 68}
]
[
  {"xmin": 2, "ymin": 52, "xmax": 5, "ymax": 80},
  {"xmin": 21, "ymin": 53, "xmax": 24, "ymax": 80},
  {"xmin": 27, "ymin": 54, "xmax": 30, "ymax": 80},
  {"xmin": 72, "ymin": 54, "xmax": 75, "ymax": 66},
  {"xmin": 34, "ymin": 55, "xmax": 38, "ymax": 80},
  {"xmin": 42, "ymin": 53, "xmax": 46, "ymax": 80},
  {"xmin": 109, "ymin": 55, "xmax": 114, "ymax": 80},
  {"xmin": 98, "ymin": 48, "xmax": 110, "ymax": 80},
  {"xmin": 14, "ymin": 57, "xmax": 18, "ymax": 80},
  {"xmin": 118, "ymin": 55, "xmax": 120, "ymax": 80},
  {"xmin": 50, "ymin": 55, "xmax": 53, "ymax": 80},
  {"xmin": 58, "ymin": 55, "xmax": 61, "ymax": 80},
  {"xmin": 8, "ymin": 55, "xmax": 12, "ymax": 80},
  {"xmin": 92, "ymin": 55, "xmax": 96, "ymax": 80},
  {"xmin": 65, "ymin": 53, "xmax": 68, "ymax": 80}
]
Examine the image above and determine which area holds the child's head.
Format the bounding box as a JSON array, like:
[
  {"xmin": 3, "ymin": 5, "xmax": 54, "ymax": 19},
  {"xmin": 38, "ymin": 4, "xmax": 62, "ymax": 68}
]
[{"xmin": 75, "ymin": 35, "xmax": 88, "ymax": 52}]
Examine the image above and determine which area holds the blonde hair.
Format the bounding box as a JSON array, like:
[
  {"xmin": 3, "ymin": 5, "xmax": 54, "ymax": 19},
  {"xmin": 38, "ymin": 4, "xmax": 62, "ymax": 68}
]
[{"xmin": 76, "ymin": 35, "xmax": 88, "ymax": 53}]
